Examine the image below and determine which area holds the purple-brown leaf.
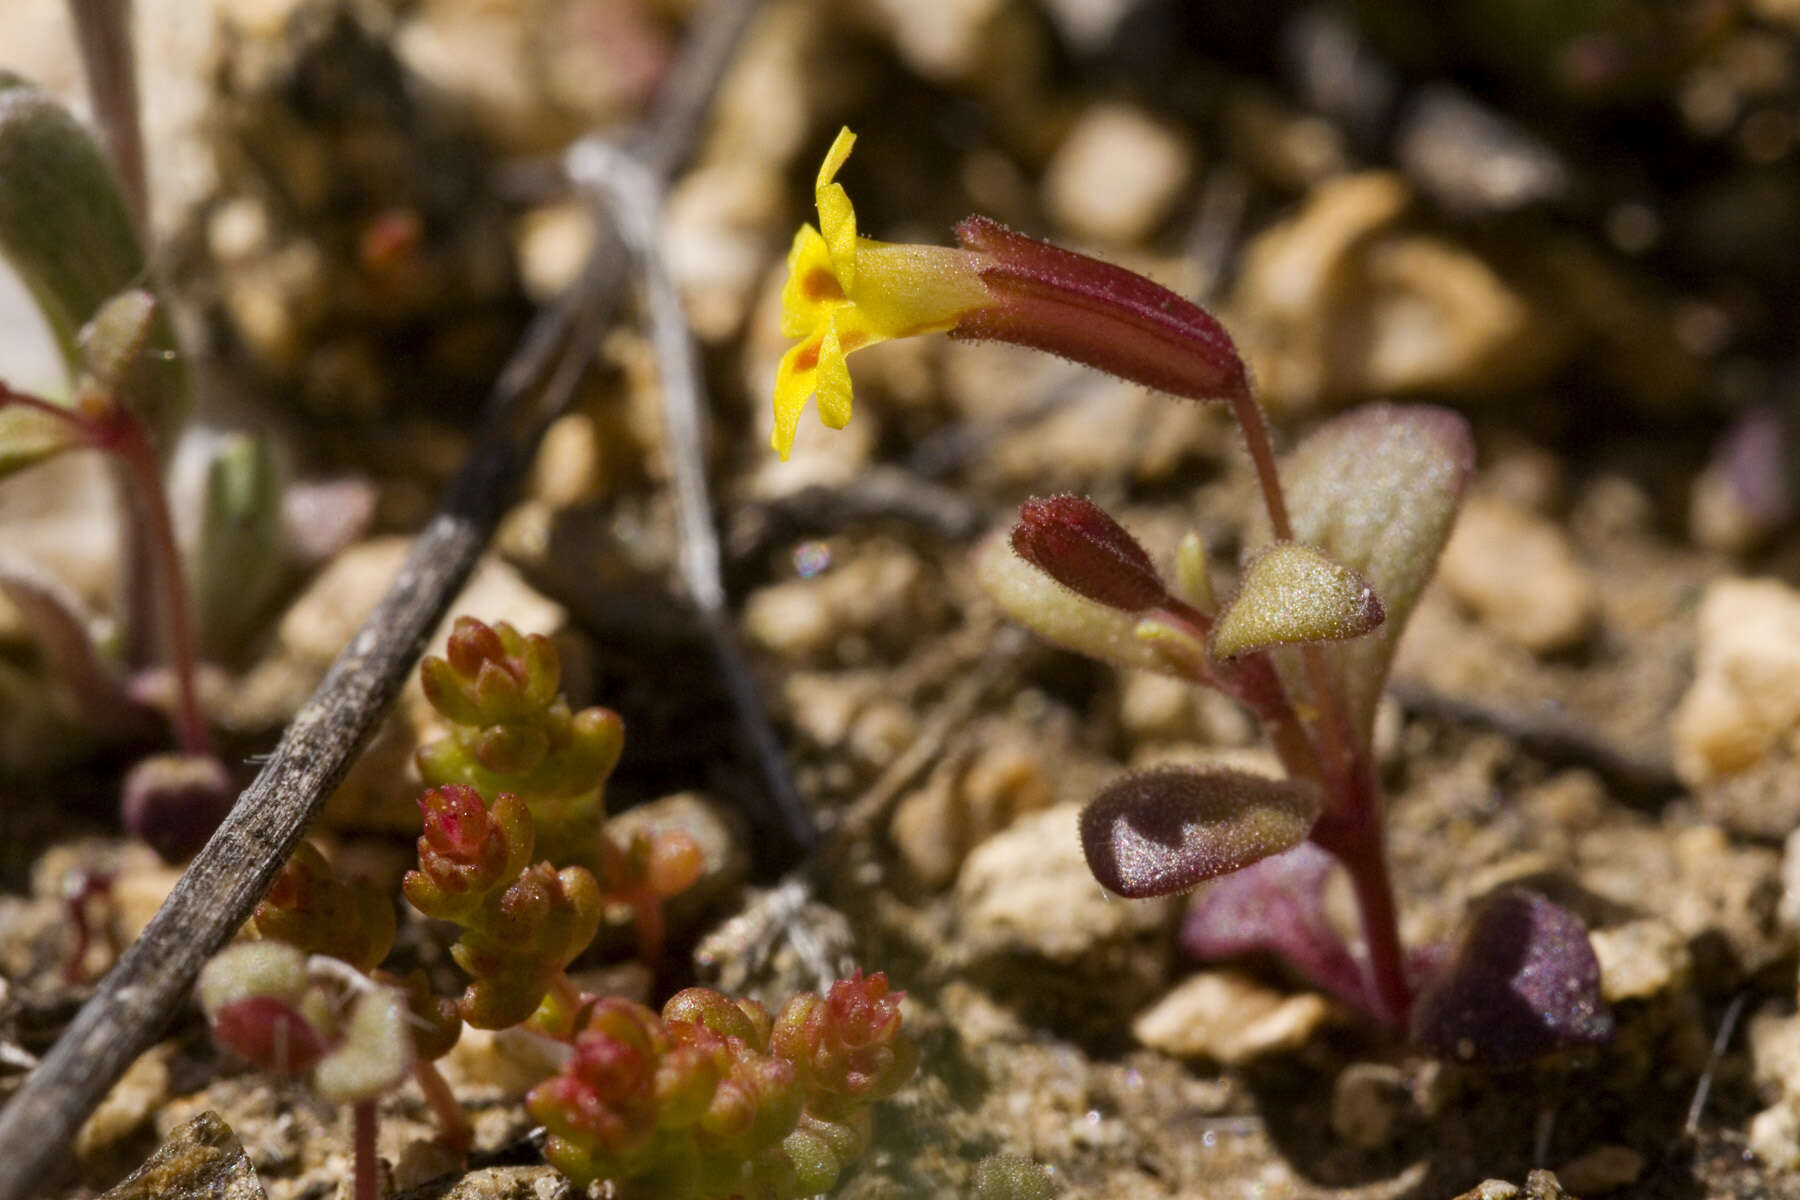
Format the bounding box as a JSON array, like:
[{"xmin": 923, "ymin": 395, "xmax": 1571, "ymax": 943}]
[
  {"xmin": 1011, "ymin": 495, "xmax": 1169, "ymax": 612},
  {"xmin": 1180, "ymin": 842, "xmax": 1376, "ymax": 1018},
  {"xmin": 1080, "ymin": 767, "xmax": 1321, "ymax": 899},
  {"xmin": 1410, "ymin": 889, "xmax": 1613, "ymax": 1065}
]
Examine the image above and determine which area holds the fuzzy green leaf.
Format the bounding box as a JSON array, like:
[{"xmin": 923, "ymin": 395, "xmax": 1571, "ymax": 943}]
[
  {"xmin": 1249, "ymin": 404, "xmax": 1473, "ymax": 737},
  {"xmin": 0, "ymin": 76, "xmax": 185, "ymax": 469},
  {"xmin": 1209, "ymin": 542, "xmax": 1384, "ymax": 659}
]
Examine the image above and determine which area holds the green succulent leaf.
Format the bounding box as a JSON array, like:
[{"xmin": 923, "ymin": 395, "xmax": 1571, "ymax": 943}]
[
  {"xmin": 1209, "ymin": 542, "xmax": 1384, "ymax": 659},
  {"xmin": 1248, "ymin": 404, "xmax": 1473, "ymax": 738}
]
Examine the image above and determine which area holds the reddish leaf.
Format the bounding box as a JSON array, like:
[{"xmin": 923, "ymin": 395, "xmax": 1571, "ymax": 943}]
[
  {"xmin": 1411, "ymin": 889, "xmax": 1613, "ymax": 1065},
  {"xmin": 1080, "ymin": 767, "xmax": 1321, "ymax": 899}
]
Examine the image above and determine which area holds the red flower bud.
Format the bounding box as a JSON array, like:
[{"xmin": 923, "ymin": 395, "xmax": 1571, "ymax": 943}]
[{"xmin": 1011, "ymin": 495, "xmax": 1169, "ymax": 612}]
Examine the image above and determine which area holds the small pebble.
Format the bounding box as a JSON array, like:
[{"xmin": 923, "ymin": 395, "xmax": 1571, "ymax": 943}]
[
  {"xmin": 1437, "ymin": 496, "xmax": 1598, "ymax": 654},
  {"xmin": 958, "ymin": 803, "xmax": 1173, "ymax": 961},
  {"xmin": 1044, "ymin": 103, "xmax": 1193, "ymax": 243},
  {"xmin": 1130, "ymin": 971, "xmax": 1335, "ymax": 1065},
  {"xmin": 1589, "ymin": 918, "xmax": 1691, "ymax": 1003},
  {"xmin": 1751, "ymin": 1101, "xmax": 1800, "ymax": 1170},
  {"xmin": 1672, "ymin": 578, "xmax": 1800, "ymax": 784}
]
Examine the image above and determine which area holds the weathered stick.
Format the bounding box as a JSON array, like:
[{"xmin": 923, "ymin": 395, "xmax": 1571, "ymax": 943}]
[{"xmin": 0, "ymin": 2, "xmax": 762, "ymax": 1193}]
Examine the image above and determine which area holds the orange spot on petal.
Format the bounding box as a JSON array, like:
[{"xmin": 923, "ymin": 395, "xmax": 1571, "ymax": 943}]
[{"xmin": 802, "ymin": 268, "xmax": 845, "ymax": 303}]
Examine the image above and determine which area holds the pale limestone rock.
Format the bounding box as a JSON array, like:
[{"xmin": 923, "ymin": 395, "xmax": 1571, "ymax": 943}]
[
  {"xmin": 1230, "ymin": 173, "xmax": 1561, "ymax": 414},
  {"xmin": 891, "ymin": 733, "xmax": 1054, "ymax": 890},
  {"xmin": 1750, "ymin": 1008, "xmax": 1800, "ymax": 1099},
  {"xmin": 957, "ymin": 802, "xmax": 1172, "ymax": 961},
  {"xmin": 1672, "ymin": 578, "xmax": 1800, "ymax": 785},
  {"xmin": 1044, "ymin": 104, "xmax": 1193, "ymax": 244},
  {"xmin": 1752, "ymin": 1101, "xmax": 1800, "ymax": 1170},
  {"xmin": 396, "ymin": 0, "xmax": 665, "ymax": 153},
  {"xmin": 1589, "ymin": 918, "xmax": 1691, "ymax": 1003},
  {"xmin": 742, "ymin": 540, "xmax": 928, "ymax": 662},
  {"xmin": 513, "ymin": 202, "xmax": 594, "ymax": 304},
  {"xmin": 858, "ymin": 0, "xmax": 1007, "ymax": 82},
  {"xmin": 663, "ymin": 161, "xmax": 786, "ymax": 342},
  {"xmin": 1131, "ymin": 971, "xmax": 1335, "ymax": 1064},
  {"xmin": 1438, "ymin": 496, "xmax": 1599, "ymax": 654},
  {"xmin": 440, "ymin": 1026, "xmax": 568, "ymax": 1099},
  {"xmin": 77, "ymin": 1045, "xmax": 172, "ymax": 1158},
  {"xmin": 1780, "ymin": 827, "xmax": 1800, "ymax": 934},
  {"xmin": 1039, "ymin": 0, "xmax": 1138, "ymax": 50}
]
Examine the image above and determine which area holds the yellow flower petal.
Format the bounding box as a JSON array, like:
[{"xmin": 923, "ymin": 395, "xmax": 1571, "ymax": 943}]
[
  {"xmin": 815, "ymin": 321, "xmax": 853, "ymax": 430},
  {"xmin": 816, "ymin": 127, "xmax": 858, "ymax": 292},
  {"xmin": 771, "ymin": 334, "xmax": 822, "ymax": 460},
  {"xmin": 779, "ymin": 224, "xmax": 842, "ymax": 338}
]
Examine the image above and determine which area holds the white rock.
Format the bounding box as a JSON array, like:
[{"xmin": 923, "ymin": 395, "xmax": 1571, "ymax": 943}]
[
  {"xmin": 75, "ymin": 1045, "xmax": 171, "ymax": 1158},
  {"xmin": 891, "ymin": 732, "xmax": 1054, "ymax": 890},
  {"xmin": 1438, "ymin": 496, "xmax": 1598, "ymax": 654},
  {"xmin": 1751, "ymin": 1101, "xmax": 1800, "ymax": 1170},
  {"xmin": 957, "ymin": 802, "xmax": 1172, "ymax": 961},
  {"xmin": 1131, "ymin": 970, "xmax": 1335, "ymax": 1064},
  {"xmin": 1230, "ymin": 173, "xmax": 1561, "ymax": 414},
  {"xmin": 1672, "ymin": 578, "xmax": 1800, "ymax": 785},
  {"xmin": 1044, "ymin": 104, "xmax": 1194, "ymax": 244},
  {"xmin": 1750, "ymin": 1009, "xmax": 1800, "ymax": 1099},
  {"xmin": 1589, "ymin": 918, "xmax": 1691, "ymax": 1003}
]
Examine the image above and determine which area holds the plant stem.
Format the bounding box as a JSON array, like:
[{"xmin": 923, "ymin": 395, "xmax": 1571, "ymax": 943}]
[
  {"xmin": 104, "ymin": 413, "xmax": 211, "ymax": 755},
  {"xmin": 352, "ymin": 1099, "xmax": 379, "ymax": 1200},
  {"xmin": 0, "ymin": 385, "xmax": 209, "ymax": 753},
  {"xmin": 412, "ymin": 1060, "xmax": 471, "ymax": 1156},
  {"xmin": 64, "ymin": 0, "xmax": 148, "ymax": 240},
  {"xmin": 1227, "ymin": 393, "xmax": 1292, "ymax": 542},
  {"xmin": 1310, "ymin": 766, "xmax": 1412, "ymax": 1026}
]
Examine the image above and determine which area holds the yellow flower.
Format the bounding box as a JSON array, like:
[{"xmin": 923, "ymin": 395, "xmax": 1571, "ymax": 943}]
[{"xmin": 771, "ymin": 128, "xmax": 990, "ymax": 459}]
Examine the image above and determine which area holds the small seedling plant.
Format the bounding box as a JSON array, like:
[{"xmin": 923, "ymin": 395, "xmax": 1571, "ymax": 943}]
[
  {"xmin": 200, "ymin": 618, "xmax": 918, "ymax": 1200},
  {"xmin": 771, "ymin": 127, "xmax": 1611, "ymax": 1063}
]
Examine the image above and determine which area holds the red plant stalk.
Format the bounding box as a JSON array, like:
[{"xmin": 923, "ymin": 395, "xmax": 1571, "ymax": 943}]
[
  {"xmin": 352, "ymin": 1099, "xmax": 379, "ymax": 1200},
  {"xmin": 0, "ymin": 382, "xmax": 211, "ymax": 756},
  {"xmin": 412, "ymin": 1060, "xmax": 471, "ymax": 1157}
]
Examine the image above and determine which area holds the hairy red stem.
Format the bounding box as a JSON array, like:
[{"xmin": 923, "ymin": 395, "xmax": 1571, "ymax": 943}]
[{"xmin": 352, "ymin": 1099, "xmax": 380, "ymax": 1200}]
